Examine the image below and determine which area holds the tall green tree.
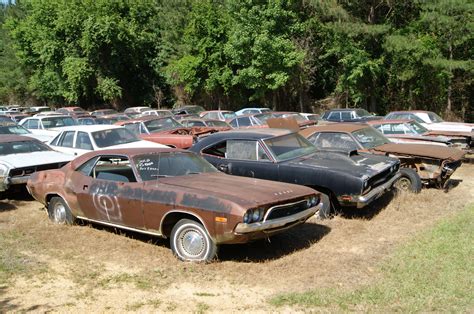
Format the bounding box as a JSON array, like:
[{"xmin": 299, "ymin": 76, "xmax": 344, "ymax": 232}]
[{"xmin": 7, "ymin": 0, "xmax": 167, "ymax": 108}]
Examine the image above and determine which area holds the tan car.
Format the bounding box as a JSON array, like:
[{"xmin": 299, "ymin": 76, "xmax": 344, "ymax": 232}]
[{"xmin": 27, "ymin": 148, "xmax": 327, "ymax": 262}]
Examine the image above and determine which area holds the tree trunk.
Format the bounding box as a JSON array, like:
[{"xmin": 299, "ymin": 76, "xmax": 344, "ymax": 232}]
[{"xmin": 446, "ymin": 41, "xmax": 453, "ymax": 113}]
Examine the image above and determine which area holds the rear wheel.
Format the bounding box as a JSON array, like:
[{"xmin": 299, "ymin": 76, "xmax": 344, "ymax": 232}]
[
  {"xmin": 394, "ymin": 168, "xmax": 422, "ymax": 193},
  {"xmin": 48, "ymin": 197, "xmax": 75, "ymax": 225},
  {"xmin": 170, "ymin": 219, "xmax": 217, "ymax": 262}
]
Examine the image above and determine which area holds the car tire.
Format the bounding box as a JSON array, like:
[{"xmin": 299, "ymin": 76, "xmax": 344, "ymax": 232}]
[
  {"xmin": 170, "ymin": 219, "xmax": 218, "ymax": 262},
  {"xmin": 394, "ymin": 168, "xmax": 422, "ymax": 193},
  {"xmin": 48, "ymin": 197, "xmax": 76, "ymax": 225}
]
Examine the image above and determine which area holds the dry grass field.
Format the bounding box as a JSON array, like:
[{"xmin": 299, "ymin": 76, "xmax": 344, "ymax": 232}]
[{"xmin": 1, "ymin": 164, "xmax": 473, "ymax": 312}]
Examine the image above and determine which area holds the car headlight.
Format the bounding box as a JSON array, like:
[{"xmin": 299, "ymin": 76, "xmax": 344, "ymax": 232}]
[
  {"xmin": 306, "ymin": 195, "xmax": 319, "ymax": 208},
  {"xmin": 0, "ymin": 163, "xmax": 9, "ymax": 177},
  {"xmin": 243, "ymin": 208, "xmax": 265, "ymax": 224}
]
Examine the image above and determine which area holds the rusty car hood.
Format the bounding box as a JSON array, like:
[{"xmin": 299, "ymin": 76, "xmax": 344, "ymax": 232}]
[
  {"xmin": 0, "ymin": 151, "xmax": 74, "ymax": 169},
  {"xmin": 146, "ymin": 172, "xmax": 314, "ymax": 207},
  {"xmin": 372, "ymin": 143, "xmax": 465, "ymax": 160}
]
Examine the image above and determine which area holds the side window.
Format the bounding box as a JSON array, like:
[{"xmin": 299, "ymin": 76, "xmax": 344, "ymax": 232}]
[
  {"xmin": 202, "ymin": 141, "xmax": 227, "ymax": 158},
  {"xmin": 50, "ymin": 133, "xmax": 61, "ymax": 146},
  {"xmin": 309, "ymin": 132, "xmax": 358, "ymax": 151},
  {"xmin": 123, "ymin": 123, "xmax": 140, "ymax": 135},
  {"xmin": 391, "ymin": 124, "xmax": 409, "ymax": 134},
  {"xmin": 28, "ymin": 119, "xmax": 40, "ymax": 129},
  {"xmin": 59, "ymin": 131, "xmax": 75, "ymax": 147},
  {"xmin": 226, "ymin": 140, "xmax": 257, "ymax": 160},
  {"xmin": 77, "ymin": 156, "xmax": 99, "ymax": 176},
  {"xmin": 341, "ymin": 112, "xmax": 351, "ymax": 120},
  {"xmin": 327, "ymin": 112, "xmax": 340, "ymax": 121},
  {"xmin": 237, "ymin": 117, "xmax": 251, "ymax": 127},
  {"xmin": 91, "ymin": 156, "xmax": 136, "ymax": 182},
  {"xmin": 375, "ymin": 124, "xmax": 392, "ymax": 134},
  {"xmin": 230, "ymin": 119, "xmax": 238, "ymax": 128},
  {"xmin": 257, "ymin": 144, "xmax": 270, "ymax": 161},
  {"xmin": 190, "ymin": 121, "xmax": 205, "ymax": 127},
  {"xmin": 75, "ymin": 132, "xmax": 93, "ymax": 150}
]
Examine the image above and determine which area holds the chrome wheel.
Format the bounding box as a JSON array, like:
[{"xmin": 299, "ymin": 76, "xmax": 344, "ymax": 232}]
[
  {"xmin": 170, "ymin": 219, "xmax": 217, "ymax": 262},
  {"xmin": 179, "ymin": 228, "xmax": 206, "ymax": 257},
  {"xmin": 53, "ymin": 201, "xmax": 67, "ymax": 224}
]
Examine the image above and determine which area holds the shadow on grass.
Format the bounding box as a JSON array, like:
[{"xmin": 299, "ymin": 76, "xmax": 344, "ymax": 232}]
[
  {"xmin": 338, "ymin": 190, "xmax": 395, "ymax": 220},
  {"xmin": 0, "ymin": 285, "xmax": 46, "ymax": 312},
  {"xmin": 78, "ymin": 219, "xmax": 330, "ymax": 263},
  {"xmin": 444, "ymin": 179, "xmax": 462, "ymax": 192},
  {"xmin": 218, "ymin": 222, "xmax": 331, "ymax": 262},
  {"xmin": 0, "ymin": 202, "xmax": 17, "ymax": 212}
]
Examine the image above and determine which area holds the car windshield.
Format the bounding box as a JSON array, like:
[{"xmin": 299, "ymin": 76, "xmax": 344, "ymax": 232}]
[
  {"xmin": 182, "ymin": 106, "xmax": 205, "ymax": 115},
  {"xmin": 279, "ymin": 113, "xmax": 306, "ymax": 122},
  {"xmin": 355, "ymin": 109, "xmax": 372, "ymax": 117},
  {"xmin": 91, "ymin": 128, "xmax": 140, "ymax": 148},
  {"xmin": 352, "ymin": 127, "xmax": 390, "ymax": 149},
  {"xmin": 0, "ymin": 123, "xmax": 31, "ymax": 134},
  {"xmin": 144, "ymin": 117, "xmax": 183, "ymax": 132},
  {"xmin": 254, "ymin": 113, "xmax": 277, "ymax": 123},
  {"xmin": 42, "ymin": 117, "xmax": 76, "ymax": 128},
  {"xmin": 206, "ymin": 120, "xmax": 229, "ymax": 127},
  {"xmin": 427, "ymin": 112, "xmax": 444, "ymax": 123},
  {"xmin": 134, "ymin": 152, "xmax": 217, "ymax": 180},
  {"xmin": 0, "ymin": 140, "xmax": 51, "ymax": 155},
  {"xmin": 407, "ymin": 121, "xmax": 429, "ymax": 134},
  {"xmin": 263, "ymin": 133, "xmax": 317, "ymax": 161},
  {"xmin": 222, "ymin": 112, "xmax": 236, "ymax": 119}
]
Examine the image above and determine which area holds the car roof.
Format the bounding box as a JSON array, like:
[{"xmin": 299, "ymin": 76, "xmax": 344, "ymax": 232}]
[
  {"xmin": 25, "ymin": 115, "xmax": 72, "ymax": 119},
  {"xmin": 0, "ymin": 134, "xmax": 37, "ymax": 143},
  {"xmin": 367, "ymin": 119, "xmax": 412, "ymax": 125},
  {"xmin": 203, "ymin": 128, "xmax": 292, "ymax": 141},
  {"xmin": 70, "ymin": 147, "xmax": 186, "ymax": 169},
  {"xmin": 300, "ymin": 123, "xmax": 368, "ymax": 136},
  {"xmin": 54, "ymin": 125, "xmax": 123, "ymax": 132},
  {"xmin": 387, "ymin": 110, "xmax": 430, "ymax": 114},
  {"xmin": 325, "ymin": 108, "xmax": 365, "ymax": 112}
]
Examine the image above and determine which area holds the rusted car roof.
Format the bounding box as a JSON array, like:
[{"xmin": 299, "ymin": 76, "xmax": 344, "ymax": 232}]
[
  {"xmin": 300, "ymin": 123, "xmax": 367, "ymax": 136},
  {"xmin": 70, "ymin": 147, "xmax": 181, "ymax": 169},
  {"xmin": 0, "ymin": 134, "xmax": 36, "ymax": 143},
  {"xmin": 367, "ymin": 119, "xmax": 412, "ymax": 125}
]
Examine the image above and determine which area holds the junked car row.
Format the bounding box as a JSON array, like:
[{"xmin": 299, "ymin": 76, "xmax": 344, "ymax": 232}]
[{"xmin": 0, "ymin": 105, "xmax": 470, "ymax": 262}]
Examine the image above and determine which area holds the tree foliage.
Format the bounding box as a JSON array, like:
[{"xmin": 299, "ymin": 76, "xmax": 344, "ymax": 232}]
[{"xmin": 0, "ymin": 0, "xmax": 471, "ymax": 120}]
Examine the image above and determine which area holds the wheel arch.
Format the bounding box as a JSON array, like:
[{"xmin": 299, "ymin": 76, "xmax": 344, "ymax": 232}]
[{"xmin": 160, "ymin": 210, "xmax": 213, "ymax": 239}]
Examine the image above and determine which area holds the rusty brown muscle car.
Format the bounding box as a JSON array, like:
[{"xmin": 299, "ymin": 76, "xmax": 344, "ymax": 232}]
[
  {"xmin": 27, "ymin": 148, "xmax": 327, "ymax": 262},
  {"xmin": 300, "ymin": 123, "xmax": 465, "ymax": 191}
]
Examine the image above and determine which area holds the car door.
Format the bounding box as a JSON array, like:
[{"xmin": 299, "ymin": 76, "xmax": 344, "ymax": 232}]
[
  {"xmin": 50, "ymin": 131, "xmax": 77, "ymax": 155},
  {"xmin": 201, "ymin": 139, "xmax": 278, "ymax": 181},
  {"xmin": 73, "ymin": 131, "xmax": 94, "ymax": 156},
  {"xmin": 69, "ymin": 155, "xmax": 144, "ymax": 228}
]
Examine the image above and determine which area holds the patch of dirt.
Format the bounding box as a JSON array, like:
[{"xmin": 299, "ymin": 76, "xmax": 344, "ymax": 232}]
[{"xmin": 1, "ymin": 164, "xmax": 473, "ymax": 312}]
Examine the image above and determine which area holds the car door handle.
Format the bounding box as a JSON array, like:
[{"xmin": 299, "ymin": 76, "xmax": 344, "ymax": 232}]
[
  {"xmin": 218, "ymin": 164, "xmax": 228, "ymax": 172},
  {"xmin": 83, "ymin": 185, "xmax": 88, "ymax": 190}
]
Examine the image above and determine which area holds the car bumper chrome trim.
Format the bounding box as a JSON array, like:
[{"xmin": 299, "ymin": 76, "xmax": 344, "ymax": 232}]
[
  {"xmin": 354, "ymin": 172, "xmax": 402, "ymax": 208},
  {"xmin": 234, "ymin": 201, "xmax": 325, "ymax": 234}
]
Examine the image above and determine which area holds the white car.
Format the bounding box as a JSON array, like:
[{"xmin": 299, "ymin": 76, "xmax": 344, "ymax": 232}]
[
  {"xmin": 19, "ymin": 115, "xmax": 77, "ymax": 139},
  {"xmin": 0, "ymin": 135, "xmax": 74, "ymax": 193},
  {"xmin": 385, "ymin": 111, "xmax": 474, "ymax": 133},
  {"xmin": 48, "ymin": 125, "xmax": 167, "ymax": 156},
  {"xmin": 0, "ymin": 121, "xmax": 51, "ymax": 142},
  {"xmin": 235, "ymin": 107, "xmax": 272, "ymax": 116},
  {"xmin": 140, "ymin": 109, "xmax": 173, "ymax": 117}
]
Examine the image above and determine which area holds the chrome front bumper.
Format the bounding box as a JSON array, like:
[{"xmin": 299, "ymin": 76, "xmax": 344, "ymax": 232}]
[
  {"xmin": 234, "ymin": 194, "xmax": 330, "ymax": 234},
  {"xmin": 354, "ymin": 172, "xmax": 401, "ymax": 208}
]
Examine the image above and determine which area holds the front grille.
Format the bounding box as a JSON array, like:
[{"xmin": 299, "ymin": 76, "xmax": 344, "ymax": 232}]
[
  {"xmin": 9, "ymin": 162, "xmax": 68, "ymax": 177},
  {"xmin": 366, "ymin": 162, "xmax": 400, "ymax": 191},
  {"xmin": 265, "ymin": 200, "xmax": 307, "ymax": 221}
]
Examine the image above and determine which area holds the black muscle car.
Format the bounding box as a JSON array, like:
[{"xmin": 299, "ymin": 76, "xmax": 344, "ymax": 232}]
[{"xmin": 190, "ymin": 129, "xmax": 401, "ymax": 211}]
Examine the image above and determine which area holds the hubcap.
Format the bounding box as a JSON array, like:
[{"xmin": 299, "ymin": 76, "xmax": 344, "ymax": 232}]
[
  {"xmin": 396, "ymin": 177, "xmax": 412, "ymax": 191},
  {"xmin": 179, "ymin": 229, "xmax": 205, "ymax": 257},
  {"xmin": 53, "ymin": 202, "xmax": 66, "ymax": 223}
]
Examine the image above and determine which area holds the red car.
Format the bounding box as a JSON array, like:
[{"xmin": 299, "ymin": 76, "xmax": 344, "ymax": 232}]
[{"xmin": 116, "ymin": 116, "xmax": 220, "ymax": 149}]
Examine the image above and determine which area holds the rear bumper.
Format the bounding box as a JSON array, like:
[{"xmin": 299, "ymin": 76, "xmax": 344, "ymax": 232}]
[{"xmin": 338, "ymin": 172, "xmax": 401, "ymax": 208}]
